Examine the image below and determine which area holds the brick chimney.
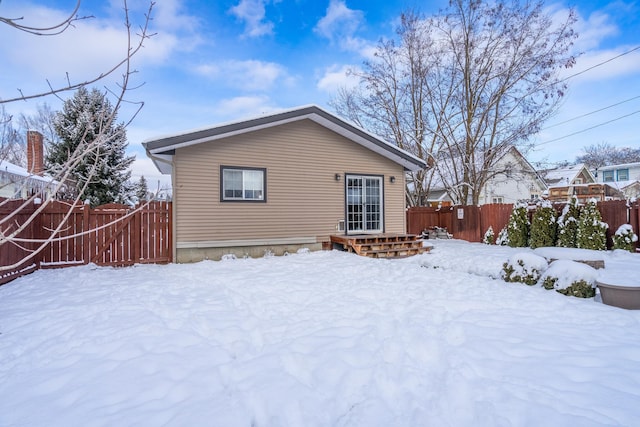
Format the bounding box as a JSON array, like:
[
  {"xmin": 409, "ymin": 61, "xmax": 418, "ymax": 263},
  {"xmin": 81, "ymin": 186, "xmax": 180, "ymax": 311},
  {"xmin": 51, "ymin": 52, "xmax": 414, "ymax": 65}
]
[{"xmin": 27, "ymin": 130, "xmax": 44, "ymax": 176}]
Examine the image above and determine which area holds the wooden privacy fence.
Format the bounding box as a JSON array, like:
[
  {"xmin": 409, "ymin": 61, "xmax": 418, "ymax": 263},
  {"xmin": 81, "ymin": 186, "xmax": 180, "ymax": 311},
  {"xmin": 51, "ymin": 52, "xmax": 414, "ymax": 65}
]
[
  {"xmin": 1, "ymin": 199, "xmax": 172, "ymax": 285},
  {"xmin": 407, "ymin": 200, "xmax": 640, "ymax": 249}
]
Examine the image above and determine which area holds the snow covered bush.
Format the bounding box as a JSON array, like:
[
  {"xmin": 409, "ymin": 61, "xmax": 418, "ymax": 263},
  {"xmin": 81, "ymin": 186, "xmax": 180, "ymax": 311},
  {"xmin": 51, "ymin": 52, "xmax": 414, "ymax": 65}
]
[
  {"xmin": 612, "ymin": 224, "xmax": 638, "ymax": 252},
  {"xmin": 496, "ymin": 226, "xmax": 509, "ymax": 246},
  {"xmin": 540, "ymin": 260, "xmax": 597, "ymax": 298},
  {"xmin": 502, "ymin": 253, "xmax": 547, "ymax": 286},
  {"xmin": 556, "ymin": 196, "xmax": 581, "ymax": 248},
  {"xmin": 483, "ymin": 226, "xmax": 495, "ymax": 245},
  {"xmin": 506, "ymin": 202, "xmax": 530, "ymax": 248},
  {"xmin": 529, "ymin": 200, "xmax": 557, "ymax": 249},
  {"xmin": 576, "ymin": 198, "xmax": 608, "ymax": 250}
]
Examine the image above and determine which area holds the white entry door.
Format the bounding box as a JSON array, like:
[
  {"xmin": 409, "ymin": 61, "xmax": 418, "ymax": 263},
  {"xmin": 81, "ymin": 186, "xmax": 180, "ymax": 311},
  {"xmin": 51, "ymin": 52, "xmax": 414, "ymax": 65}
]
[{"xmin": 346, "ymin": 175, "xmax": 383, "ymax": 234}]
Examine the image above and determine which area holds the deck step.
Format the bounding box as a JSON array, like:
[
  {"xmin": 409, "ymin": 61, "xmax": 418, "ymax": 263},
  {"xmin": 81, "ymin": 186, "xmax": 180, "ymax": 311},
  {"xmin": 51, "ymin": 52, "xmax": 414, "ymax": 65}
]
[{"xmin": 330, "ymin": 234, "xmax": 431, "ymax": 259}]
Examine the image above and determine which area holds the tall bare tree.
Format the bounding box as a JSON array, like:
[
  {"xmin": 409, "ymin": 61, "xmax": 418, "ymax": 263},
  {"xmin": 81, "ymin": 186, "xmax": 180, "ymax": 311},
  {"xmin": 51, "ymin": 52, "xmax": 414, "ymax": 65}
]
[
  {"xmin": 577, "ymin": 142, "xmax": 640, "ymax": 169},
  {"xmin": 332, "ymin": 0, "xmax": 578, "ymax": 205},
  {"xmin": 0, "ymin": 105, "xmax": 25, "ymax": 165},
  {"xmin": 0, "ymin": 0, "xmax": 156, "ymax": 274}
]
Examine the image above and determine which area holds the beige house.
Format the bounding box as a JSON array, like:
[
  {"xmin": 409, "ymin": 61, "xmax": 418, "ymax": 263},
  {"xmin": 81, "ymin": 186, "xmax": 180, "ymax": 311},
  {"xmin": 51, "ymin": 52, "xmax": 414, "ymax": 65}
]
[{"xmin": 143, "ymin": 105, "xmax": 427, "ymax": 262}]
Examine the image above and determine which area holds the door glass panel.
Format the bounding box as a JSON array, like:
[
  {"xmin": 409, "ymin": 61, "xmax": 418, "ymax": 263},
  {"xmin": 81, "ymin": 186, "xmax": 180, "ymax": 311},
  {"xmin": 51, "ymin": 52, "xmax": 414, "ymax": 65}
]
[
  {"xmin": 346, "ymin": 175, "xmax": 382, "ymax": 234},
  {"xmin": 365, "ymin": 178, "xmax": 381, "ymax": 231},
  {"xmin": 347, "ymin": 177, "xmax": 363, "ymax": 233}
]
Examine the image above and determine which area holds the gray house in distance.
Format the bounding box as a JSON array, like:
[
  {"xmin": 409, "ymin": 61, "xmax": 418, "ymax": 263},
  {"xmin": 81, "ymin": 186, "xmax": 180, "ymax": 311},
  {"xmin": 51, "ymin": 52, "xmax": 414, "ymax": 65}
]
[{"xmin": 143, "ymin": 105, "xmax": 426, "ymax": 262}]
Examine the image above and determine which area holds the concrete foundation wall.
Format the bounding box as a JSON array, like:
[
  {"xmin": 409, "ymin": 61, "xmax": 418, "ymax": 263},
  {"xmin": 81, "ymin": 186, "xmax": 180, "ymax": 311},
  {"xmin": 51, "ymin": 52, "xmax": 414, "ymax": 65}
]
[{"xmin": 176, "ymin": 242, "xmax": 324, "ymax": 262}]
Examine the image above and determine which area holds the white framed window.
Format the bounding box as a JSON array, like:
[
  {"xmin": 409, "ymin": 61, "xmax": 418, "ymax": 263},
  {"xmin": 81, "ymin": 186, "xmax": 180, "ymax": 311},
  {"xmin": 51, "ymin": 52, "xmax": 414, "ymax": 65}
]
[
  {"xmin": 221, "ymin": 166, "xmax": 266, "ymax": 202},
  {"xmin": 602, "ymin": 170, "xmax": 614, "ymax": 182},
  {"xmin": 492, "ymin": 196, "xmax": 504, "ymax": 204},
  {"xmin": 617, "ymin": 169, "xmax": 629, "ymax": 181}
]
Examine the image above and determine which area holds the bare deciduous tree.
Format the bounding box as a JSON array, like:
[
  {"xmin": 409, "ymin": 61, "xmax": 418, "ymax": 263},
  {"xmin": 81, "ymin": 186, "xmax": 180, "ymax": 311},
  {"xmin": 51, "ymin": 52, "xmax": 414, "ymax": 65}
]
[
  {"xmin": 0, "ymin": 0, "xmax": 157, "ymax": 274},
  {"xmin": 0, "ymin": 105, "xmax": 25, "ymax": 165},
  {"xmin": 332, "ymin": 0, "xmax": 578, "ymax": 205},
  {"xmin": 577, "ymin": 142, "xmax": 640, "ymax": 169}
]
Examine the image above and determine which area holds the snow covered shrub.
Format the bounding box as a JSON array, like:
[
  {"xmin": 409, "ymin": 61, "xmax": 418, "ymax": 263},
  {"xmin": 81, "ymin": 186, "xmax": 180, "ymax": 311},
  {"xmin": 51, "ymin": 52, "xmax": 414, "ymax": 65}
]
[
  {"xmin": 496, "ymin": 226, "xmax": 509, "ymax": 246},
  {"xmin": 529, "ymin": 200, "xmax": 557, "ymax": 249},
  {"xmin": 556, "ymin": 196, "xmax": 581, "ymax": 248},
  {"xmin": 502, "ymin": 253, "xmax": 548, "ymax": 286},
  {"xmin": 483, "ymin": 226, "xmax": 495, "ymax": 245},
  {"xmin": 506, "ymin": 202, "xmax": 530, "ymax": 248},
  {"xmin": 576, "ymin": 198, "xmax": 608, "ymax": 250},
  {"xmin": 540, "ymin": 260, "xmax": 597, "ymax": 298},
  {"xmin": 612, "ymin": 224, "xmax": 638, "ymax": 252}
]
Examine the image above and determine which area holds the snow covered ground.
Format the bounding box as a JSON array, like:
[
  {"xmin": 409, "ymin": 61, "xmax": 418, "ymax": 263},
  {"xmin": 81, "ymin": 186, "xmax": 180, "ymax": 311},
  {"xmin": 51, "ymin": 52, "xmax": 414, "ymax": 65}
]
[{"xmin": 1, "ymin": 240, "xmax": 639, "ymax": 427}]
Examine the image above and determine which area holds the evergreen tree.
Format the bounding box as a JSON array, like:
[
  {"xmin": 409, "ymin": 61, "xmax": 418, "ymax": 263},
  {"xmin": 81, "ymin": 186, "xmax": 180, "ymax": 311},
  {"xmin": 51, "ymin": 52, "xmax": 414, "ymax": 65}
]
[
  {"xmin": 506, "ymin": 202, "xmax": 530, "ymax": 248},
  {"xmin": 612, "ymin": 224, "xmax": 638, "ymax": 252},
  {"xmin": 47, "ymin": 87, "xmax": 135, "ymax": 206},
  {"xmin": 529, "ymin": 200, "xmax": 557, "ymax": 249},
  {"xmin": 483, "ymin": 226, "xmax": 495, "ymax": 245},
  {"xmin": 556, "ymin": 196, "xmax": 581, "ymax": 248},
  {"xmin": 576, "ymin": 199, "xmax": 608, "ymax": 250},
  {"xmin": 136, "ymin": 175, "xmax": 149, "ymax": 203},
  {"xmin": 496, "ymin": 226, "xmax": 509, "ymax": 246}
]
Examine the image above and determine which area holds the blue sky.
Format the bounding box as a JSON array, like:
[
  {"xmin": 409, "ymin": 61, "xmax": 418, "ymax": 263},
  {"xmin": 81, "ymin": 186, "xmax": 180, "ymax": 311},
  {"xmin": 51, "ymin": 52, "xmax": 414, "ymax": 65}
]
[{"xmin": 1, "ymin": 0, "xmax": 639, "ymax": 190}]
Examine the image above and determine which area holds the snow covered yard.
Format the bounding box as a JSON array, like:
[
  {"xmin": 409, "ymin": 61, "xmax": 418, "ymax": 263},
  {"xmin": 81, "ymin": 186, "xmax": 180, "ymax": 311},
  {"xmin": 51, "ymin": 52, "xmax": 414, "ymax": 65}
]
[{"xmin": 1, "ymin": 240, "xmax": 640, "ymax": 427}]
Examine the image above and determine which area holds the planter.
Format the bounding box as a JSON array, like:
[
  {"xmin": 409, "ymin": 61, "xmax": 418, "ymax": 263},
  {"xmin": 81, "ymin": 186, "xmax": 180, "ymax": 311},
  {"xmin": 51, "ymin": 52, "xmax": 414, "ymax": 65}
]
[{"xmin": 597, "ymin": 281, "xmax": 640, "ymax": 310}]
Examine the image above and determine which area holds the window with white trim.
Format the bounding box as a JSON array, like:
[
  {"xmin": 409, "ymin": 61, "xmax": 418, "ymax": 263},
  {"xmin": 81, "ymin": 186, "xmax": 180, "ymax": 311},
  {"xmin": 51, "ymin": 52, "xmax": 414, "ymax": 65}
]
[
  {"xmin": 617, "ymin": 168, "xmax": 629, "ymax": 181},
  {"xmin": 602, "ymin": 170, "xmax": 614, "ymax": 182},
  {"xmin": 221, "ymin": 166, "xmax": 266, "ymax": 202}
]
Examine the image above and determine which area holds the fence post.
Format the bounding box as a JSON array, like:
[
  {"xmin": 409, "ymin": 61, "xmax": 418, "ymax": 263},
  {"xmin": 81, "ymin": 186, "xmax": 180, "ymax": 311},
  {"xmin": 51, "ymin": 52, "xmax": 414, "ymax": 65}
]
[
  {"xmin": 32, "ymin": 198, "xmax": 43, "ymax": 270},
  {"xmin": 82, "ymin": 203, "xmax": 90, "ymax": 264},
  {"xmin": 133, "ymin": 204, "xmax": 141, "ymax": 263}
]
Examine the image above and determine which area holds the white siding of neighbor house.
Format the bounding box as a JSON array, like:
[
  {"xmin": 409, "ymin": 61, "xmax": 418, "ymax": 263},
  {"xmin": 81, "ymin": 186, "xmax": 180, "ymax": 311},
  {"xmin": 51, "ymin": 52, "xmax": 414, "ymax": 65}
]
[
  {"xmin": 479, "ymin": 149, "xmax": 546, "ymax": 204},
  {"xmin": 596, "ymin": 162, "xmax": 640, "ymax": 183},
  {"xmin": 172, "ymin": 119, "xmax": 407, "ymax": 247}
]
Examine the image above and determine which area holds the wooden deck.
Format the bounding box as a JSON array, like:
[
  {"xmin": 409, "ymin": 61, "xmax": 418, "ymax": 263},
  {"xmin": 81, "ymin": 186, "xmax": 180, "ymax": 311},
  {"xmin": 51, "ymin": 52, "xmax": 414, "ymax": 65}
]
[{"xmin": 330, "ymin": 233, "xmax": 431, "ymax": 259}]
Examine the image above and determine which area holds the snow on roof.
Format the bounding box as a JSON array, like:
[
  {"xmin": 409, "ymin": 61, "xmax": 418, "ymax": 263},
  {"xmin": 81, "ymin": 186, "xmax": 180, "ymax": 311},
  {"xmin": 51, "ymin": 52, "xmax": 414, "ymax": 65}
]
[
  {"xmin": 542, "ymin": 163, "xmax": 592, "ymax": 187},
  {"xmin": 596, "ymin": 161, "xmax": 640, "ymax": 171},
  {"xmin": 606, "ymin": 179, "xmax": 640, "ymax": 190},
  {"xmin": 0, "ymin": 160, "xmax": 55, "ymax": 184}
]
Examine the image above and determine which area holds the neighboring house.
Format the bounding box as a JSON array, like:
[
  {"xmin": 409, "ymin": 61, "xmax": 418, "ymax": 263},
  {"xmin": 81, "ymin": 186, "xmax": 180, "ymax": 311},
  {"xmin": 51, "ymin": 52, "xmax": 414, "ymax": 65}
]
[
  {"xmin": 541, "ymin": 163, "xmax": 624, "ymax": 202},
  {"xmin": 143, "ymin": 105, "xmax": 427, "ymax": 262},
  {"xmin": 0, "ymin": 131, "xmax": 58, "ymax": 200},
  {"xmin": 594, "ymin": 162, "xmax": 640, "ymax": 199},
  {"xmin": 423, "ymin": 146, "xmax": 546, "ymax": 206}
]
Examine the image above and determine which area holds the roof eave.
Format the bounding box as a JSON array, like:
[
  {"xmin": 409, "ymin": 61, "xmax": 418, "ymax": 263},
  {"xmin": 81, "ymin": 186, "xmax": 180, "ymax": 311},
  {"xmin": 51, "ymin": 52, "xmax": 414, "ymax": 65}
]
[{"xmin": 143, "ymin": 105, "xmax": 427, "ymax": 173}]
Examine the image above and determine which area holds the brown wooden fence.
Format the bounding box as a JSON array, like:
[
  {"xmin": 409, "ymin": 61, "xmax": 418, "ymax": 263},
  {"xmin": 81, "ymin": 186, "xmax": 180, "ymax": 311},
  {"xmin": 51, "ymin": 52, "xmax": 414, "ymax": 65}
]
[
  {"xmin": 407, "ymin": 200, "xmax": 640, "ymax": 249},
  {"xmin": 1, "ymin": 199, "xmax": 172, "ymax": 285}
]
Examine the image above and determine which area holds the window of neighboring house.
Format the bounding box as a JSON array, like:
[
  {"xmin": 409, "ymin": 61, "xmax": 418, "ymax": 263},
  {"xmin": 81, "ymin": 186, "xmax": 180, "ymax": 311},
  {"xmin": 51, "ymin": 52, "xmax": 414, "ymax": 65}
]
[
  {"xmin": 574, "ymin": 178, "xmax": 583, "ymax": 184},
  {"xmin": 221, "ymin": 166, "xmax": 266, "ymax": 202},
  {"xmin": 617, "ymin": 169, "xmax": 629, "ymax": 181},
  {"xmin": 492, "ymin": 196, "xmax": 504, "ymax": 203},
  {"xmin": 602, "ymin": 170, "xmax": 614, "ymax": 182}
]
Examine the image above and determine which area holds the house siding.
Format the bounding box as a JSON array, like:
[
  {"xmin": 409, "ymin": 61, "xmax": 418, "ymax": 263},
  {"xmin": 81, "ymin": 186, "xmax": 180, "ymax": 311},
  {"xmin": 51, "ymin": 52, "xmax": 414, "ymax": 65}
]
[{"xmin": 173, "ymin": 119, "xmax": 406, "ymax": 256}]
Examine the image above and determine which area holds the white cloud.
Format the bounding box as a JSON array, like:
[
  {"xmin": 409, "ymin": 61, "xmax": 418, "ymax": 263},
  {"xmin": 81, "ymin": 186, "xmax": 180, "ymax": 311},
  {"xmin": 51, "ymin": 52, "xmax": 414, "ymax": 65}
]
[
  {"xmin": 212, "ymin": 96, "xmax": 279, "ymax": 120},
  {"xmin": 573, "ymin": 10, "xmax": 619, "ymax": 51},
  {"xmin": 130, "ymin": 156, "xmax": 172, "ymax": 191},
  {"xmin": 314, "ymin": 0, "xmax": 363, "ymax": 40},
  {"xmin": 314, "ymin": 0, "xmax": 375, "ymax": 57},
  {"xmin": 194, "ymin": 60, "xmax": 291, "ymax": 91},
  {"xmin": 564, "ymin": 47, "xmax": 640, "ymax": 84},
  {"xmin": 0, "ymin": 2, "xmax": 200, "ymax": 99},
  {"xmin": 317, "ymin": 65, "xmax": 360, "ymax": 93},
  {"xmin": 229, "ymin": 0, "xmax": 274, "ymax": 38}
]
